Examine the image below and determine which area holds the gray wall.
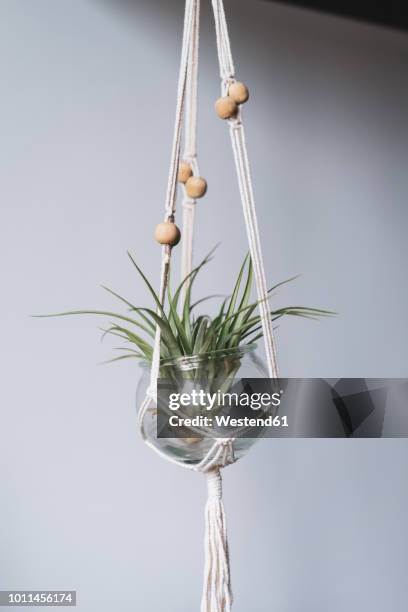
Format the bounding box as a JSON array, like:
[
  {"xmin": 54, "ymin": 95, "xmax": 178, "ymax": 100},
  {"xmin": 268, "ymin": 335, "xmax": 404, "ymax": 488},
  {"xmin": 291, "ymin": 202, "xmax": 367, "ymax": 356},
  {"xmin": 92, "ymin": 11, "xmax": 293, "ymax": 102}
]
[{"xmin": 1, "ymin": 1, "xmax": 408, "ymax": 610}]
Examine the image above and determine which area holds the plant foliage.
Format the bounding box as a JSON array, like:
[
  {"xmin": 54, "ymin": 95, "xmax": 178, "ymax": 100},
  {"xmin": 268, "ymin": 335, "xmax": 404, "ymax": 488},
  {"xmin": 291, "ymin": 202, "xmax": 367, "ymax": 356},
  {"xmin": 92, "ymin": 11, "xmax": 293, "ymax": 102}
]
[{"xmin": 36, "ymin": 249, "xmax": 333, "ymax": 364}]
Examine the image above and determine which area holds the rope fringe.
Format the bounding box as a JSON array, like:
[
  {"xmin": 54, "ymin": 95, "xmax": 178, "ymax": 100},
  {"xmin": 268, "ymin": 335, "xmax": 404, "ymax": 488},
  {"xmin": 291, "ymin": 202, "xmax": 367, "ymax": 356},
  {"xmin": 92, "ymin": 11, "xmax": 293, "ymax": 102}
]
[{"xmin": 201, "ymin": 468, "xmax": 233, "ymax": 612}]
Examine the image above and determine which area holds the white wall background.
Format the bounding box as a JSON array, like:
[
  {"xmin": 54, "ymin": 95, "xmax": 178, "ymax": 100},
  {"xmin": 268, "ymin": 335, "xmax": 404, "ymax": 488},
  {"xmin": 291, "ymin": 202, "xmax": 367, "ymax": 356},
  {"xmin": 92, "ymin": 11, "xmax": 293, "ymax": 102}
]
[{"xmin": 0, "ymin": 0, "xmax": 408, "ymax": 610}]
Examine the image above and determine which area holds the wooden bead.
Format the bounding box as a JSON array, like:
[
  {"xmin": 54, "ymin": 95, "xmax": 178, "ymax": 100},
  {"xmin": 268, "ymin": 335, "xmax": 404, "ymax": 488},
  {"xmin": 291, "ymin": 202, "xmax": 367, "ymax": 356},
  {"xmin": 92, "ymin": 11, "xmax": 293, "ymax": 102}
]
[
  {"xmin": 154, "ymin": 222, "xmax": 181, "ymax": 246},
  {"xmin": 185, "ymin": 176, "xmax": 207, "ymax": 199},
  {"xmin": 215, "ymin": 96, "xmax": 238, "ymax": 120},
  {"xmin": 229, "ymin": 81, "xmax": 249, "ymax": 105},
  {"xmin": 178, "ymin": 161, "xmax": 193, "ymax": 184}
]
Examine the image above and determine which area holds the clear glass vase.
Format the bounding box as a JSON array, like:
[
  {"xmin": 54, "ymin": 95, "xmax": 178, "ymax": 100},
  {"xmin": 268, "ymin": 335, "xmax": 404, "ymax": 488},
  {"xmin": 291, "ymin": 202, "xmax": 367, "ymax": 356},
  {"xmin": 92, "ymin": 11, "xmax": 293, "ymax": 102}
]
[{"xmin": 136, "ymin": 344, "xmax": 269, "ymax": 467}]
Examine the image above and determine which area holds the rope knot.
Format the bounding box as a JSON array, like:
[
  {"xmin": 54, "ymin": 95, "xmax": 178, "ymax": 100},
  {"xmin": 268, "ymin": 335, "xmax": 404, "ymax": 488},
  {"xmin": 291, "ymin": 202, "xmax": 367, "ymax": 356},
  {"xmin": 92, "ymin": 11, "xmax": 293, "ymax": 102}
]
[
  {"xmin": 146, "ymin": 385, "xmax": 157, "ymax": 401},
  {"xmin": 182, "ymin": 199, "xmax": 196, "ymax": 210},
  {"xmin": 207, "ymin": 468, "xmax": 222, "ymax": 499},
  {"xmin": 219, "ymin": 438, "xmax": 234, "ymax": 447},
  {"xmin": 222, "ymin": 75, "xmax": 235, "ymax": 88}
]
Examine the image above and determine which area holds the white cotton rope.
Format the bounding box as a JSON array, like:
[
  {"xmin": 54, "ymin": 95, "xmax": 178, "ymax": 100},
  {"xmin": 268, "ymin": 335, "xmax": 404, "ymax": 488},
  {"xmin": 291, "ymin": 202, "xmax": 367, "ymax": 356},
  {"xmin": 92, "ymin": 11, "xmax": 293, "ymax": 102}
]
[
  {"xmin": 184, "ymin": 0, "xmax": 200, "ymax": 162},
  {"xmin": 138, "ymin": 2, "xmax": 280, "ymax": 611},
  {"xmin": 138, "ymin": 1, "xmax": 195, "ymax": 439},
  {"xmin": 181, "ymin": 0, "xmax": 201, "ymax": 289},
  {"xmin": 201, "ymin": 468, "xmax": 233, "ymax": 612},
  {"xmin": 211, "ymin": 0, "xmax": 279, "ymax": 379},
  {"xmin": 140, "ymin": 0, "xmax": 196, "ymax": 416},
  {"xmin": 164, "ymin": 0, "xmax": 195, "ymax": 221},
  {"xmin": 212, "ymin": 0, "xmax": 235, "ymax": 83},
  {"xmin": 229, "ymin": 121, "xmax": 279, "ymax": 378}
]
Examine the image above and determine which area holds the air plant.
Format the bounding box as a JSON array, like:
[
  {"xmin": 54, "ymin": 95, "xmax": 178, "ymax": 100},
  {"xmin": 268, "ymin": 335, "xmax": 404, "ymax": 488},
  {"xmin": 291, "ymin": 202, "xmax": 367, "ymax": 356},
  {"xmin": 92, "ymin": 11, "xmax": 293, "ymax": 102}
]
[{"xmin": 36, "ymin": 248, "xmax": 333, "ymax": 368}]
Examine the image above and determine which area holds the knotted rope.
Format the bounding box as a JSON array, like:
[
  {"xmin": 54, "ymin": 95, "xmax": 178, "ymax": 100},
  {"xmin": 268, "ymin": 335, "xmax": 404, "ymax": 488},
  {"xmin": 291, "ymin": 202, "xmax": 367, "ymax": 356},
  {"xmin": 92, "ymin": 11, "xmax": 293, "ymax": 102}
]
[{"xmin": 138, "ymin": 1, "xmax": 280, "ymax": 610}]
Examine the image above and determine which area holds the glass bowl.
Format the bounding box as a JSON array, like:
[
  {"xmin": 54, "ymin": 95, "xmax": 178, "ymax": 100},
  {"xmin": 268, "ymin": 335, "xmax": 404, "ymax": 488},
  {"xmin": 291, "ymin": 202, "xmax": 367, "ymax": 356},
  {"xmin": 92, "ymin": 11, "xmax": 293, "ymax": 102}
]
[{"xmin": 136, "ymin": 344, "xmax": 269, "ymax": 467}]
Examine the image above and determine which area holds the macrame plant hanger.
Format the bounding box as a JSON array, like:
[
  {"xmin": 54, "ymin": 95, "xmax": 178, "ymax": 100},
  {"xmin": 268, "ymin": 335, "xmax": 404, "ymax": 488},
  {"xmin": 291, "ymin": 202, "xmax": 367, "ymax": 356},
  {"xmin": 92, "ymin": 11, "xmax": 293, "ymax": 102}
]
[{"xmin": 138, "ymin": 1, "xmax": 279, "ymax": 610}]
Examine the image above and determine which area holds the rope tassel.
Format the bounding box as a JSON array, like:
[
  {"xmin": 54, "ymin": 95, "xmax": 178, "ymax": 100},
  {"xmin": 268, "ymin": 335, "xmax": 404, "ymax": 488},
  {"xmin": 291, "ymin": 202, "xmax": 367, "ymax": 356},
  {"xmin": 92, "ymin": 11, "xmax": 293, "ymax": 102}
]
[{"xmin": 201, "ymin": 469, "xmax": 233, "ymax": 612}]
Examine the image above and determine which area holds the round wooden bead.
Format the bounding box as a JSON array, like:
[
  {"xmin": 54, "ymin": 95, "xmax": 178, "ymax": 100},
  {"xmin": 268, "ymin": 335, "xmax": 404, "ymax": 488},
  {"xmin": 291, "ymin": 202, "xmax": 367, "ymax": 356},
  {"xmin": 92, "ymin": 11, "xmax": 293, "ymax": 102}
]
[
  {"xmin": 229, "ymin": 81, "xmax": 249, "ymax": 105},
  {"xmin": 185, "ymin": 176, "xmax": 207, "ymax": 199},
  {"xmin": 215, "ymin": 96, "xmax": 238, "ymax": 120},
  {"xmin": 178, "ymin": 161, "xmax": 193, "ymax": 184},
  {"xmin": 154, "ymin": 222, "xmax": 181, "ymax": 246}
]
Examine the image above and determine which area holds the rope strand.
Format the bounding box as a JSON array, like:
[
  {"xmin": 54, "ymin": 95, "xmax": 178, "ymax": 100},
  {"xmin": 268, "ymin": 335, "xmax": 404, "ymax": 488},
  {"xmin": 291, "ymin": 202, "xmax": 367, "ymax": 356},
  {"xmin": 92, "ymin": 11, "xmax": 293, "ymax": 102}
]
[
  {"xmin": 211, "ymin": 0, "xmax": 279, "ymax": 379},
  {"xmin": 181, "ymin": 0, "xmax": 201, "ymax": 289},
  {"xmin": 145, "ymin": 0, "xmax": 196, "ymax": 401}
]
